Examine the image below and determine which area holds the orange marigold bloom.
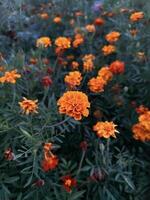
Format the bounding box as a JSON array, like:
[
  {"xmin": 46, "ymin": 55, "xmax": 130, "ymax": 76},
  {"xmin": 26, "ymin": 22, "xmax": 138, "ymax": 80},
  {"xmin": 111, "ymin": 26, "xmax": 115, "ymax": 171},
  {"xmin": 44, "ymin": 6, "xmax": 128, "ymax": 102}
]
[
  {"xmin": 41, "ymin": 155, "xmax": 59, "ymax": 172},
  {"xmin": 139, "ymin": 111, "xmax": 150, "ymax": 130},
  {"xmin": 36, "ymin": 37, "xmax": 52, "ymax": 48},
  {"xmin": 132, "ymin": 123, "xmax": 150, "ymax": 141},
  {"xmin": 53, "ymin": 16, "xmax": 62, "ymax": 23},
  {"xmin": 73, "ymin": 34, "xmax": 84, "ymax": 48},
  {"xmin": 39, "ymin": 13, "xmax": 49, "ymax": 20},
  {"xmin": 64, "ymin": 71, "xmax": 82, "ymax": 89},
  {"xmin": 29, "ymin": 58, "xmax": 38, "ymax": 65},
  {"xmin": 98, "ymin": 67, "xmax": 113, "ymax": 82},
  {"xmin": 130, "ymin": 12, "xmax": 144, "ymax": 22},
  {"xmin": 109, "ymin": 60, "xmax": 125, "ymax": 74},
  {"xmin": 71, "ymin": 61, "xmax": 79, "ymax": 70},
  {"xmin": 136, "ymin": 105, "xmax": 149, "ymax": 115},
  {"xmin": 102, "ymin": 45, "xmax": 116, "ymax": 56},
  {"xmin": 57, "ymin": 91, "xmax": 90, "ymax": 120},
  {"xmin": 105, "ymin": 31, "xmax": 121, "ymax": 43},
  {"xmin": 55, "ymin": 37, "xmax": 71, "ymax": 49},
  {"xmin": 0, "ymin": 66, "xmax": 5, "ymax": 72},
  {"xmin": 85, "ymin": 24, "xmax": 96, "ymax": 33},
  {"xmin": 62, "ymin": 175, "xmax": 77, "ymax": 192},
  {"xmin": 19, "ymin": 97, "xmax": 38, "ymax": 115},
  {"xmin": 93, "ymin": 121, "xmax": 118, "ymax": 138},
  {"xmin": 88, "ymin": 77, "xmax": 106, "ymax": 93},
  {"xmin": 94, "ymin": 18, "xmax": 105, "ymax": 26},
  {"xmin": 82, "ymin": 54, "xmax": 95, "ymax": 72},
  {"xmin": 0, "ymin": 70, "xmax": 21, "ymax": 84}
]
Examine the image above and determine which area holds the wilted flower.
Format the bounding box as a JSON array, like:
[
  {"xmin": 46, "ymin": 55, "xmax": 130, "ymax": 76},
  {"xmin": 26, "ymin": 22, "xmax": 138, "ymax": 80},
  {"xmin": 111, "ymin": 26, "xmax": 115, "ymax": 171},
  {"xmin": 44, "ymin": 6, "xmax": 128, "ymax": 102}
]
[
  {"xmin": 57, "ymin": 91, "xmax": 90, "ymax": 120},
  {"xmin": 19, "ymin": 97, "xmax": 38, "ymax": 115},
  {"xmin": 93, "ymin": 121, "xmax": 118, "ymax": 138}
]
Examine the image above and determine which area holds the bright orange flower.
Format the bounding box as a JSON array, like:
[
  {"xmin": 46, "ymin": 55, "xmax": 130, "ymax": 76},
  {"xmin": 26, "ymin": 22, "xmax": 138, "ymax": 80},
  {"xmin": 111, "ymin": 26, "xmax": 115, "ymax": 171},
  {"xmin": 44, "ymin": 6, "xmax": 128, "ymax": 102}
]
[
  {"xmin": 62, "ymin": 175, "xmax": 77, "ymax": 192},
  {"xmin": 85, "ymin": 24, "xmax": 96, "ymax": 33},
  {"xmin": 102, "ymin": 45, "xmax": 116, "ymax": 56},
  {"xmin": 0, "ymin": 70, "xmax": 21, "ymax": 84},
  {"xmin": 98, "ymin": 67, "xmax": 113, "ymax": 82},
  {"xmin": 71, "ymin": 61, "xmax": 79, "ymax": 70},
  {"xmin": 19, "ymin": 97, "xmax": 38, "ymax": 115},
  {"xmin": 82, "ymin": 54, "xmax": 95, "ymax": 72},
  {"xmin": 39, "ymin": 13, "xmax": 49, "ymax": 20},
  {"xmin": 73, "ymin": 34, "xmax": 84, "ymax": 48},
  {"xmin": 55, "ymin": 37, "xmax": 71, "ymax": 49},
  {"xmin": 88, "ymin": 76, "xmax": 106, "ymax": 93},
  {"xmin": 139, "ymin": 111, "xmax": 150, "ymax": 130},
  {"xmin": 64, "ymin": 71, "xmax": 82, "ymax": 89},
  {"xmin": 36, "ymin": 37, "xmax": 52, "ymax": 48},
  {"xmin": 130, "ymin": 12, "xmax": 144, "ymax": 22},
  {"xmin": 109, "ymin": 60, "xmax": 125, "ymax": 74},
  {"xmin": 94, "ymin": 18, "xmax": 105, "ymax": 26},
  {"xmin": 105, "ymin": 31, "xmax": 121, "ymax": 43},
  {"xmin": 41, "ymin": 155, "xmax": 59, "ymax": 172},
  {"xmin": 57, "ymin": 91, "xmax": 90, "ymax": 120},
  {"xmin": 0, "ymin": 66, "xmax": 5, "ymax": 72},
  {"xmin": 93, "ymin": 121, "xmax": 118, "ymax": 138},
  {"xmin": 53, "ymin": 16, "xmax": 62, "ymax": 23}
]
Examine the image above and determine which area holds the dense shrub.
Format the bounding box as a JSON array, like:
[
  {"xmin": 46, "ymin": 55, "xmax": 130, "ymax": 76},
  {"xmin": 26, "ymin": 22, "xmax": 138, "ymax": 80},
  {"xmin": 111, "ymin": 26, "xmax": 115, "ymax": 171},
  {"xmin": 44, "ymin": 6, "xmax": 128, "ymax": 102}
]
[{"xmin": 0, "ymin": 0, "xmax": 150, "ymax": 199}]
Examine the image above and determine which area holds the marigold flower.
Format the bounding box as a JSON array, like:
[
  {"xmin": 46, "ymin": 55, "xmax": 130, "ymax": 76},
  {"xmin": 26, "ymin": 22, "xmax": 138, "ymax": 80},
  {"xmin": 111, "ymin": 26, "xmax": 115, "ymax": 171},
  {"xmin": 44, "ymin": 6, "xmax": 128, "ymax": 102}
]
[
  {"xmin": 53, "ymin": 16, "xmax": 62, "ymax": 23},
  {"xmin": 85, "ymin": 24, "xmax": 96, "ymax": 32},
  {"xmin": 105, "ymin": 31, "xmax": 121, "ymax": 43},
  {"xmin": 0, "ymin": 69, "xmax": 21, "ymax": 84},
  {"xmin": 36, "ymin": 37, "xmax": 52, "ymax": 48},
  {"xmin": 130, "ymin": 12, "xmax": 144, "ymax": 22},
  {"xmin": 19, "ymin": 97, "xmax": 38, "ymax": 115},
  {"xmin": 71, "ymin": 61, "xmax": 79, "ymax": 70},
  {"xmin": 132, "ymin": 123, "xmax": 150, "ymax": 141},
  {"xmin": 55, "ymin": 37, "xmax": 71, "ymax": 49},
  {"xmin": 57, "ymin": 91, "xmax": 90, "ymax": 120},
  {"xmin": 29, "ymin": 58, "xmax": 38, "ymax": 65},
  {"xmin": 0, "ymin": 66, "xmax": 5, "ymax": 72},
  {"xmin": 109, "ymin": 60, "xmax": 125, "ymax": 74},
  {"xmin": 62, "ymin": 175, "xmax": 77, "ymax": 192},
  {"xmin": 98, "ymin": 67, "xmax": 113, "ymax": 82},
  {"xmin": 64, "ymin": 71, "xmax": 82, "ymax": 89},
  {"xmin": 73, "ymin": 34, "xmax": 84, "ymax": 48},
  {"xmin": 82, "ymin": 54, "xmax": 95, "ymax": 72},
  {"xmin": 41, "ymin": 155, "xmax": 59, "ymax": 172},
  {"xmin": 94, "ymin": 18, "xmax": 105, "ymax": 26},
  {"xmin": 88, "ymin": 77, "xmax": 106, "ymax": 93},
  {"xmin": 93, "ymin": 121, "xmax": 118, "ymax": 138},
  {"xmin": 139, "ymin": 111, "xmax": 150, "ymax": 130},
  {"xmin": 42, "ymin": 76, "xmax": 52, "ymax": 87},
  {"xmin": 102, "ymin": 45, "xmax": 116, "ymax": 56}
]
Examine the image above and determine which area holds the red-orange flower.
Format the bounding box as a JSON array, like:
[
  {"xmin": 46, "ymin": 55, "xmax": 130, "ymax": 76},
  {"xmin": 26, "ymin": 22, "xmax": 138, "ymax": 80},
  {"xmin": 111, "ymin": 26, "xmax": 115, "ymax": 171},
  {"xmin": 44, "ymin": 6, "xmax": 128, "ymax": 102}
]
[
  {"xmin": 130, "ymin": 12, "xmax": 144, "ymax": 22},
  {"xmin": 73, "ymin": 34, "xmax": 84, "ymax": 48},
  {"xmin": 55, "ymin": 37, "xmax": 71, "ymax": 49},
  {"xmin": 136, "ymin": 105, "xmax": 149, "ymax": 115},
  {"xmin": 62, "ymin": 175, "xmax": 77, "ymax": 192},
  {"xmin": 102, "ymin": 45, "xmax": 116, "ymax": 56},
  {"xmin": 19, "ymin": 97, "xmax": 38, "ymax": 115},
  {"xmin": 88, "ymin": 76, "xmax": 106, "ymax": 93},
  {"xmin": 57, "ymin": 91, "xmax": 90, "ymax": 120},
  {"xmin": 0, "ymin": 69, "xmax": 21, "ymax": 84},
  {"xmin": 41, "ymin": 155, "xmax": 59, "ymax": 172},
  {"xmin": 42, "ymin": 76, "xmax": 52, "ymax": 87},
  {"xmin": 53, "ymin": 16, "xmax": 62, "ymax": 23},
  {"xmin": 94, "ymin": 18, "xmax": 105, "ymax": 26},
  {"xmin": 93, "ymin": 121, "xmax": 118, "ymax": 138},
  {"xmin": 64, "ymin": 71, "xmax": 82, "ymax": 89},
  {"xmin": 39, "ymin": 13, "xmax": 49, "ymax": 20},
  {"xmin": 36, "ymin": 37, "xmax": 52, "ymax": 48},
  {"xmin": 105, "ymin": 31, "xmax": 121, "ymax": 43},
  {"xmin": 71, "ymin": 61, "xmax": 79, "ymax": 70},
  {"xmin": 109, "ymin": 60, "xmax": 125, "ymax": 74}
]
